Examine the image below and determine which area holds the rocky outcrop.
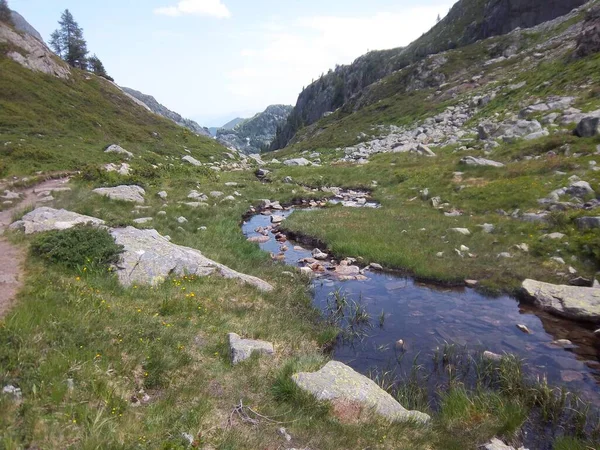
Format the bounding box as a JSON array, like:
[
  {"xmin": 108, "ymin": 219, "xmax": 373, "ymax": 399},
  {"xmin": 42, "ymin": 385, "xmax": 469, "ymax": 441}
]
[
  {"xmin": 576, "ymin": 4, "xmax": 600, "ymax": 58},
  {"xmin": 292, "ymin": 361, "xmax": 430, "ymax": 423},
  {"xmin": 269, "ymin": 0, "xmax": 586, "ymax": 151},
  {"xmin": 0, "ymin": 22, "xmax": 70, "ymax": 79},
  {"xmin": 216, "ymin": 105, "xmax": 292, "ymax": 154},
  {"xmin": 120, "ymin": 87, "xmax": 211, "ymax": 137},
  {"xmin": 521, "ymin": 279, "xmax": 600, "ymax": 323},
  {"xmin": 10, "ymin": 207, "xmax": 105, "ymax": 234},
  {"xmin": 110, "ymin": 227, "xmax": 274, "ymax": 291},
  {"xmin": 10, "ymin": 10, "xmax": 44, "ymax": 43},
  {"xmin": 104, "ymin": 144, "xmax": 133, "ymax": 159}
]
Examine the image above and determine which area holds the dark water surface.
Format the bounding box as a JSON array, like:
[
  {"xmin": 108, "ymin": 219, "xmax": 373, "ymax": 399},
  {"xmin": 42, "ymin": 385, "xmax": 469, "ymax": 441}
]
[{"xmin": 243, "ymin": 208, "xmax": 600, "ymax": 406}]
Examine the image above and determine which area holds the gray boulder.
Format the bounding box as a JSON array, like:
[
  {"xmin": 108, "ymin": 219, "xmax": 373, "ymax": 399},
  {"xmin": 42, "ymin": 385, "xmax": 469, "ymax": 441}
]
[
  {"xmin": 292, "ymin": 361, "xmax": 430, "ymax": 423},
  {"xmin": 521, "ymin": 279, "xmax": 600, "ymax": 323},
  {"xmin": 10, "ymin": 207, "xmax": 105, "ymax": 234},
  {"xmin": 460, "ymin": 156, "xmax": 505, "ymax": 168},
  {"xmin": 110, "ymin": 227, "xmax": 273, "ymax": 292},
  {"xmin": 283, "ymin": 158, "xmax": 311, "ymax": 167},
  {"xmin": 228, "ymin": 332, "xmax": 274, "ymax": 365},
  {"xmin": 575, "ymin": 216, "xmax": 600, "ymax": 230},
  {"xmin": 575, "ymin": 116, "xmax": 600, "ymax": 137},
  {"xmin": 104, "ymin": 144, "xmax": 133, "ymax": 159},
  {"xmin": 93, "ymin": 185, "xmax": 145, "ymax": 203},
  {"xmin": 182, "ymin": 155, "xmax": 202, "ymax": 166},
  {"xmin": 566, "ymin": 181, "xmax": 595, "ymax": 198}
]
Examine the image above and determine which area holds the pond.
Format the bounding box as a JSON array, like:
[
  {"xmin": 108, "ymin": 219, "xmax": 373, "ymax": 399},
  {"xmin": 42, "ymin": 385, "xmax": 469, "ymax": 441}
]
[{"xmin": 242, "ymin": 205, "xmax": 600, "ymax": 408}]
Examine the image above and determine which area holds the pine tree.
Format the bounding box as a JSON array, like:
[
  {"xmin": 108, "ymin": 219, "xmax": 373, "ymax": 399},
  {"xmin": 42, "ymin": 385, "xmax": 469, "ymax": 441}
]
[
  {"xmin": 0, "ymin": 0, "xmax": 13, "ymax": 24},
  {"xmin": 436, "ymin": 14, "xmax": 441, "ymax": 23},
  {"xmin": 50, "ymin": 9, "xmax": 88, "ymax": 69},
  {"xmin": 88, "ymin": 54, "xmax": 113, "ymax": 81}
]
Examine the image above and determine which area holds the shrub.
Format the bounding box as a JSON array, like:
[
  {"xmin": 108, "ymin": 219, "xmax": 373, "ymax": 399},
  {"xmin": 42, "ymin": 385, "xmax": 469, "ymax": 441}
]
[{"xmin": 30, "ymin": 225, "xmax": 123, "ymax": 271}]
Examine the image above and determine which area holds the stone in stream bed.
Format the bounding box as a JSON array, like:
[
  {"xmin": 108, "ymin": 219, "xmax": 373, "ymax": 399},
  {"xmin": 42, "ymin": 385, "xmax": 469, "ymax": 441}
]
[
  {"xmin": 312, "ymin": 249, "xmax": 328, "ymax": 260},
  {"xmin": 292, "ymin": 361, "xmax": 430, "ymax": 423},
  {"xmin": 227, "ymin": 332, "xmax": 274, "ymax": 365}
]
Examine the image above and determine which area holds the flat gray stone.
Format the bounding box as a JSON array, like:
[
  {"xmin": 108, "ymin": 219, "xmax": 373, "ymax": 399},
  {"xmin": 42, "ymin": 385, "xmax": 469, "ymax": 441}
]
[
  {"xmin": 283, "ymin": 158, "xmax": 311, "ymax": 167},
  {"xmin": 521, "ymin": 279, "xmax": 600, "ymax": 323},
  {"xmin": 110, "ymin": 227, "xmax": 273, "ymax": 292},
  {"xmin": 228, "ymin": 332, "xmax": 274, "ymax": 364},
  {"xmin": 460, "ymin": 156, "xmax": 505, "ymax": 167},
  {"xmin": 93, "ymin": 185, "xmax": 145, "ymax": 203},
  {"xmin": 292, "ymin": 361, "xmax": 430, "ymax": 423},
  {"xmin": 182, "ymin": 155, "xmax": 202, "ymax": 166},
  {"xmin": 10, "ymin": 207, "xmax": 105, "ymax": 234}
]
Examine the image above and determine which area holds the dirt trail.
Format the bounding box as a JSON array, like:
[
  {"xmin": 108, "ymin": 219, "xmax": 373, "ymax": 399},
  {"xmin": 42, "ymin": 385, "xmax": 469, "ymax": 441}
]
[{"xmin": 0, "ymin": 178, "xmax": 71, "ymax": 318}]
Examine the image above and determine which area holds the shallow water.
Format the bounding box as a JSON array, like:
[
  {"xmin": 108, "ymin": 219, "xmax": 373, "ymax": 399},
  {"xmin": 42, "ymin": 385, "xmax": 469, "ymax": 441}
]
[{"xmin": 242, "ymin": 207, "xmax": 600, "ymax": 406}]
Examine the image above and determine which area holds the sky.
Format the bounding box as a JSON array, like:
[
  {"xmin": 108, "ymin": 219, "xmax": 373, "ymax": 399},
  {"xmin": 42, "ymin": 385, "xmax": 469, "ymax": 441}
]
[{"xmin": 9, "ymin": 0, "xmax": 452, "ymax": 126}]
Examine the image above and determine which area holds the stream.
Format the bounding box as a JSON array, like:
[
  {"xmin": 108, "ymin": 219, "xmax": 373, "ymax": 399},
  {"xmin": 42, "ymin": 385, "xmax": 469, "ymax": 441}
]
[{"xmin": 242, "ymin": 204, "xmax": 600, "ymax": 407}]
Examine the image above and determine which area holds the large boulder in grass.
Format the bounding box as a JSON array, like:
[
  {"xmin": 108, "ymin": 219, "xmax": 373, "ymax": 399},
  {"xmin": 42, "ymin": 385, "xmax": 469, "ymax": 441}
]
[
  {"xmin": 521, "ymin": 279, "xmax": 600, "ymax": 323},
  {"xmin": 10, "ymin": 208, "xmax": 273, "ymax": 293},
  {"xmin": 292, "ymin": 361, "xmax": 430, "ymax": 423},
  {"xmin": 575, "ymin": 116, "xmax": 600, "ymax": 137},
  {"xmin": 92, "ymin": 185, "xmax": 145, "ymax": 203},
  {"xmin": 110, "ymin": 227, "xmax": 274, "ymax": 292},
  {"xmin": 9, "ymin": 207, "xmax": 105, "ymax": 234}
]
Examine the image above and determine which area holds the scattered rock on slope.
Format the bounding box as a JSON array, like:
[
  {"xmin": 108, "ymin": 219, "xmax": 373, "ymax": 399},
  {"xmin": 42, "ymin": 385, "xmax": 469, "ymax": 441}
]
[
  {"xmin": 92, "ymin": 185, "xmax": 145, "ymax": 203},
  {"xmin": 459, "ymin": 156, "xmax": 505, "ymax": 167},
  {"xmin": 105, "ymin": 144, "xmax": 133, "ymax": 159},
  {"xmin": 521, "ymin": 279, "xmax": 600, "ymax": 323},
  {"xmin": 292, "ymin": 361, "xmax": 430, "ymax": 423}
]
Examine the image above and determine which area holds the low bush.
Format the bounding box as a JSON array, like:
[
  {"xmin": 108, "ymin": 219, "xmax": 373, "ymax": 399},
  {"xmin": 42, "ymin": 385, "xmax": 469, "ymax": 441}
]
[{"xmin": 30, "ymin": 225, "xmax": 123, "ymax": 271}]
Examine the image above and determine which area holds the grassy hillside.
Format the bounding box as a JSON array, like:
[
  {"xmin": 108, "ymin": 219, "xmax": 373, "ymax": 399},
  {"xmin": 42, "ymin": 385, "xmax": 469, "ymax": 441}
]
[{"xmin": 0, "ymin": 54, "xmax": 225, "ymax": 177}]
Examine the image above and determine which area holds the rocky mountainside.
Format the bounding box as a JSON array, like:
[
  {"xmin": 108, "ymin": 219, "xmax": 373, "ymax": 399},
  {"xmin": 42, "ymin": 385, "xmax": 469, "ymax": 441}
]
[
  {"xmin": 217, "ymin": 104, "xmax": 292, "ymax": 154},
  {"xmin": 121, "ymin": 87, "xmax": 211, "ymax": 137},
  {"xmin": 9, "ymin": 9, "xmax": 44, "ymax": 43},
  {"xmin": 270, "ymin": 0, "xmax": 587, "ymax": 151}
]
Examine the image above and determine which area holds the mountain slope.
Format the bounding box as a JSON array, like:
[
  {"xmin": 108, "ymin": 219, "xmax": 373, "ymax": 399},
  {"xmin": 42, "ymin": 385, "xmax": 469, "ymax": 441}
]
[
  {"xmin": 270, "ymin": 0, "xmax": 587, "ymax": 151},
  {"xmin": 216, "ymin": 104, "xmax": 292, "ymax": 154},
  {"xmin": 121, "ymin": 87, "xmax": 211, "ymax": 137},
  {"xmin": 0, "ymin": 21, "xmax": 225, "ymax": 176}
]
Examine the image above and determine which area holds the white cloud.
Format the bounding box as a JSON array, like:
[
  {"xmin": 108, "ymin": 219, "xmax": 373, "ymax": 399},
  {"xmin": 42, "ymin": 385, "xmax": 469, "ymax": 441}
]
[
  {"xmin": 226, "ymin": 4, "xmax": 451, "ymax": 106},
  {"xmin": 154, "ymin": 0, "xmax": 231, "ymax": 18}
]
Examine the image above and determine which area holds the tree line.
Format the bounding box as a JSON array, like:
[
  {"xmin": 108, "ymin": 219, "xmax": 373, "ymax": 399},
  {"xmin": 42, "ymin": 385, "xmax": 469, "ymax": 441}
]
[{"xmin": 0, "ymin": 1, "xmax": 113, "ymax": 81}]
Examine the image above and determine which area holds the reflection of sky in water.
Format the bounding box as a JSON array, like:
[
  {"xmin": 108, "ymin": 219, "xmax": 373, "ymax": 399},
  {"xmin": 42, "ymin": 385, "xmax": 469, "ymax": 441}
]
[{"xmin": 243, "ymin": 209, "xmax": 600, "ymax": 405}]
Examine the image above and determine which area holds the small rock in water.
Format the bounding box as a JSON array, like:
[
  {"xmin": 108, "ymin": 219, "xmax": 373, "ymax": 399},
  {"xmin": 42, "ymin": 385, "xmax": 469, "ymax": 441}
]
[
  {"xmin": 312, "ymin": 248, "xmax": 328, "ymax": 260},
  {"xmin": 552, "ymin": 339, "xmax": 573, "ymax": 347},
  {"xmin": 516, "ymin": 324, "xmax": 531, "ymax": 334},
  {"xmin": 395, "ymin": 339, "xmax": 405, "ymax": 351},
  {"xmin": 561, "ymin": 370, "xmax": 584, "ymax": 382},
  {"xmin": 300, "ymin": 267, "xmax": 313, "ymax": 276},
  {"xmin": 483, "ymin": 351, "xmax": 503, "ymax": 362},
  {"xmin": 271, "ymin": 215, "xmax": 285, "ymax": 224},
  {"xmin": 369, "ymin": 263, "xmax": 383, "ymax": 271}
]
